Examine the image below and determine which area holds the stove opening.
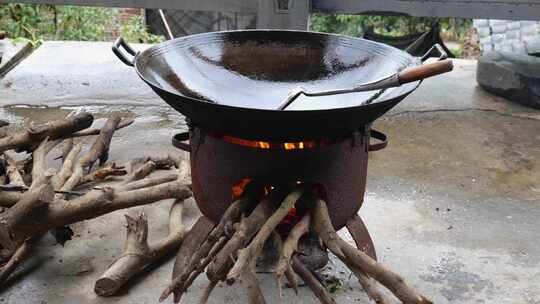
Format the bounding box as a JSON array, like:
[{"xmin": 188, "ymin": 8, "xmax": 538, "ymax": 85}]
[
  {"xmin": 211, "ymin": 133, "xmax": 349, "ymax": 150},
  {"xmin": 230, "ymin": 178, "xmax": 328, "ymax": 234}
]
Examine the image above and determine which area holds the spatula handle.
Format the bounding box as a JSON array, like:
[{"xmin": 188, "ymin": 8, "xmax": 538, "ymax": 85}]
[{"xmin": 398, "ymin": 60, "xmax": 453, "ymax": 84}]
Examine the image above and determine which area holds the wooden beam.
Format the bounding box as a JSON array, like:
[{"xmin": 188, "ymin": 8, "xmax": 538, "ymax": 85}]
[
  {"xmin": 312, "ymin": 0, "xmax": 540, "ymax": 21},
  {"xmin": 0, "ymin": 0, "xmax": 257, "ymax": 13}
]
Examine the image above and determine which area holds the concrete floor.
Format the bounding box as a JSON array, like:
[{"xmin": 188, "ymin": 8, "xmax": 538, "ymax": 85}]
[{"xmin": 0, "ymin": 42, "xmax": 539, "ymax": 304}]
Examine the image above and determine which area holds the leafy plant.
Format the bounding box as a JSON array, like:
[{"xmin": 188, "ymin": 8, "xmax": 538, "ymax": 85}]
[
  {"xmin": 54, "ymin": 6, "xmax": 117, "ymax": 41},
  {"xmin": 121, "ymin": 15, "xmax": 164, "ymax": 44},
  {"xmin": 310, "ymin": 13, "xmax": 472, "ymax": 40}
]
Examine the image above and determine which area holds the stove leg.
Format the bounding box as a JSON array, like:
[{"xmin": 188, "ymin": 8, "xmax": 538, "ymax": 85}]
[{"xmin": 346, "ymin": 214, "xmax": 377, "ymax": 260}]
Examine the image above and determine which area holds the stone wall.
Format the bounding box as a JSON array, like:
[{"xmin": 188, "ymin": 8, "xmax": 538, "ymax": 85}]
[{"xmin": 473, "ymin": 19, "xmax": 540, "ymax": 54}]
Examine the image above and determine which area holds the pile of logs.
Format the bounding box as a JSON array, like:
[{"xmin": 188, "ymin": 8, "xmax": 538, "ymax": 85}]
[
  {"xmin": 0, "ymin": 112, "xmax": 192, "ymax": 288},
  {"xmin": 159, "ymin": 184, "xmax": 433, "ymax": 304}
]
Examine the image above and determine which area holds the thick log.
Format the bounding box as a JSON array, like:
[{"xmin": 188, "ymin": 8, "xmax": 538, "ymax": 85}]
[
  {"xmin": 0, "ymin": 113, "xmax": 93, "ymax": 153},
  {"xmin": 1, "ymin": 180, "xmax": 191, "ymax": 248},
  {"xmin": 95, "ymin": 199, "xmax": 186, "ymax": 296}
]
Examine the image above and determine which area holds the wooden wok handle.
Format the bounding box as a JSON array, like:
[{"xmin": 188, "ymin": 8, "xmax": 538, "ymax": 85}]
[{"xmin": 398, "ymin": 60, "xmax": 453, "ymax": 84}]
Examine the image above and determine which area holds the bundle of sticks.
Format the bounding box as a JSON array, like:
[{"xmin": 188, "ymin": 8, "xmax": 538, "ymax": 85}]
[
  {"xmin": 0, "ymin": 112, "xmax": 192, "ymax": 287},
  {"xmin": 159, "ymin": 183, "xmax": 433, "ymax": 304}
]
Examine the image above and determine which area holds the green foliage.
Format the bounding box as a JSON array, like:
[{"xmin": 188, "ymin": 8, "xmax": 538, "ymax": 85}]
[
  {"xmin": 0, "ymin": 4, "xmax": 53, "ymax": 45},
  {"xmin": 0, "ymin": 4, "xmax": 163, "ymax": 45},
  {"xmin": 310, "ymin": 14, "xmax": 472, "ymax": 40},
  {"xmin": 54, "ymin": 6, "xmax": 117, "ymax": 41},
  {"xmin": 121, "ymin": 15, "xmax": 164, "ymax": 44}
]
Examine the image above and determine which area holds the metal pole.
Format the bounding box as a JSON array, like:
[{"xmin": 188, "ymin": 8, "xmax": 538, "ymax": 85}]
[{"xmin": 158, "ymin": 9, "xmax": 175, "ymax": 40}]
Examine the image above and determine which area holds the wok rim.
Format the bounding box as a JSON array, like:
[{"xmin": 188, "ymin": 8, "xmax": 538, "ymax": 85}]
[{"xmin": 132, "ymin": 29, "xmax": 422, "ymax": 113}]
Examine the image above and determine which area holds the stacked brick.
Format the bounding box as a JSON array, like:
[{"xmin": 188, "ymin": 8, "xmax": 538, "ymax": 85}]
[{"xmin": 473, "ymin": 19, "xmax": 540, "ymax": 54}]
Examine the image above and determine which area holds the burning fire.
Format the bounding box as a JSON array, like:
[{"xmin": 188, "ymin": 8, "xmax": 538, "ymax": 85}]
[{"xmin": 221, "ymin": 135, "xmax": 319, "ymax": 150}]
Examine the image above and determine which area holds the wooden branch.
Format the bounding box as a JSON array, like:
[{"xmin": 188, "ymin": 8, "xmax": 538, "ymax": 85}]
[
  {"xmin": 0, "ymin": 191, "xmax": 21, "ymax": 208},
  {"xmin": 311, "ymin": 196, "xmax": 345, "ymax": 260},
  {"xmin": 0, "ymin": 241, "xmax": 30, "ymax": 286},
  {"xmin": 227, "ymin": 189, "xmax": 303, "ymax": 285},
  {"xmin": 51, "ymin": 142, "xmax": 82, "ymax": 190},
  {"xmin": 0, "ymin": 183, "xmax": 55, "ymax": 253},
  {"xmin": 61, "ymin": 138, "xmax": 73, "ymax": 161},
  {"xmin": 206, "ymin": 191, "xmax": 281, "ymax": 282},
  {"xmin": 159, "ymin": 216, "xmax": 215, "ymax": 303},
  {"xmin": 0, "ymin": 113, "xmax": 93, "ymax": 153},
  {"xmin": 275, "ymin": 213, "xmax": 310, "ymax": 279},
  {"xmin": 79, "ymin": 116, "xmax": 121, "ymax": 171},
  {"xmin": 80, "ymin": 163, "xmax": 127, "ymax": 185},
  {"xmin": 122, "ymin": 161, "xmax": 156, "ymax": 184},
  {"xmin": 291, "ymin": 256, "xmax": 336, "ymax": 304},
  {"xmin": 338, "ymin": 239, "xmax": 432, "ymax": 304},
  {"xmin": 60, "ymin": 116, "xmax": 121, "ymax": 195},
  {"xmin": 347, "ymin": 264, "xmax": 389, "ymax": 304},
  {"xmin": 95, "ymin": 199, "xmax": 186, "ymax": 296},
  {"xmin": 31, "ymin": 138, "xmax": 60, "ymax": 185},
  {"xmin": 4, "ymin": 153, "xmax": 26, "ymax": 187},
  {"xmin": 1, "ymin": 180, "xmax": 191, "ymax": 248},
  {"xmin": 242, "ymin": 262, "xmax": 267, "ymax": 304},
  {"xmin": 163, "ymin": 184, "xmax": 262, "ymax": 302},
  {"xmin": 271, "ymin": 231, "xmax": 298, "ymax": 298},
  {"xmin": 197, "ymin": 280, "xmax": 218, "ymax": 304},
  {"xmin": 312, "ymin": 197, "xmax": 432, "ymax": 304},
  {"xmin": 118, "ymin": 174, "xmax": 178, "ymax": 192},
  {"xmin": 69, "ymin": 117, "xmax": 134, "ymax": 138},
  {"xmin": 129, "ymin": 154, "xmax": 180, "ymax": 171}
]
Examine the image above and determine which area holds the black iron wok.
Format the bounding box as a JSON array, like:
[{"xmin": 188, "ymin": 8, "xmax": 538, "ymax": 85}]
[{"xmin": 113, "ymin": 30, "xmax": 439, "ymax": 141}]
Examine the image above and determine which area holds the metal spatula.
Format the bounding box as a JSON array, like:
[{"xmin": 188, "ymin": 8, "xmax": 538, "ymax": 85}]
[{"xmin": 278, "ymin": 59, "xmax": 453, "ymax": 110}]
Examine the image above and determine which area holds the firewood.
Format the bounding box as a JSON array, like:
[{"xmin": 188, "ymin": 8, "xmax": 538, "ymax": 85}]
[
  {"xmin": 226, "ymin": 189, "xmax": 303, "ymax": 285},
  {"xmin": 242, "ymin": 261, "xmax": 267, "ymax": 304},
  {"xmin": 275, "ymin": 213, "xmax": 310, "ymax": 283},
  {"xmin": 79, "ymin": 163, "xmax": 127, "ymax": 185},
  {"xmin": 68, "ymin": 117, "xmax": 134, "ymax": 138},
  {"xmin": 0, "ymin": 179, "xmax": 190, "ymax": 257},
  {"xmin": 291, "ymin": 255, "xmax": 337, "ymax": 304},
  {"xmin": 51, "ymin": 142, "xmax": 82, "ymax": 190},
  {"xmin": 159, "ymin": 216, "xmax": 215, "ymax": 303},
  {"xmin": 162, "ymin": 183, "xmax": 262, "ymax": 302},
  {"xmin": 60, "ymin": 116, "xmax": 120, "ymax": 191},
  {"xmin": 4, "ymin": 153, "xmax": 26, "ymax": 187},
  {"xmin": 0, "ymin": 113, "xmax": 93, "ymax": 153},
  {"xmin": 271, "ymin": 231, "xmax": 298, "ymax": 298},
  {"xmin": 197, "ymin": 280, "xmax": 218, "ymax": 304},
  {"xmin": 61, "ymin": 138, "xmax": 73, "ymax": 161},
  {"xmin": 118, "ymin": 173, "xmax": 178, "ymax": 192},
  {"xmin": 0, "ymin": 240, "xmax": 30, "ymax": 285},
  {"xmin": 205, "ymin": 191, "xmax": 281, "ymax": 282},
  {"xmin": 347, "ymin": 263, "xmax": 389, "ymax": 304},
  {"xmin": 311, "ymin": 197, "xmax": 432, "ymax": 304},
  {"xmin": 95, "ymin": 199, "xmax": 186, "ymax": 296}
]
